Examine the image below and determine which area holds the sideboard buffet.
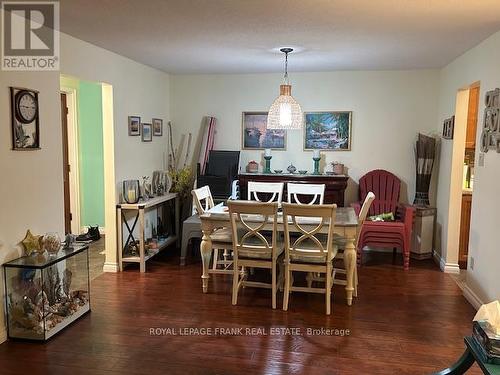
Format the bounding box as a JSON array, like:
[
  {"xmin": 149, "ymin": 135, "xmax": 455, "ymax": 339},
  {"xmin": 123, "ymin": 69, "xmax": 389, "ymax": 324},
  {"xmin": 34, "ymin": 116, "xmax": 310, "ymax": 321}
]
[{"xmin": 238, "ymin": 173, "xmax": 349, "ymax": 206}]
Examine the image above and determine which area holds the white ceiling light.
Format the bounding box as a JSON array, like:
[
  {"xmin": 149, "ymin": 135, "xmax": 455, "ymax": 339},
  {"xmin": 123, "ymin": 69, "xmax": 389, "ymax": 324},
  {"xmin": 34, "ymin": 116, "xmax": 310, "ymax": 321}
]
[{"xmin": 267, "ymin": 48, "xmax": 303, "ymax": 130}]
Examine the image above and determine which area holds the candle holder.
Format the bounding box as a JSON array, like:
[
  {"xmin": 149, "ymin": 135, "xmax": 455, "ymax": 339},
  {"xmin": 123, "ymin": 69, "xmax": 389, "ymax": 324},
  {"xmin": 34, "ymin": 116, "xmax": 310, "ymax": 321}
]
[
  {"xmin": 122, "ymin": 180, "xmax": 140, "ymax": 204},
  {"xmin": 312, "ymin": 157, "xmax": 321, "ymax": 175},
  {"xmin": 264, "ymin": 156, "xmax": 272, "ymax": 174}
]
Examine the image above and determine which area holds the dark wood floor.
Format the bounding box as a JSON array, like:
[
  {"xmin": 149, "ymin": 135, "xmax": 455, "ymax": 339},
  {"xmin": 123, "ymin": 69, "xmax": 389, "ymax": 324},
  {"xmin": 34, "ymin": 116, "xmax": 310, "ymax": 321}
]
[{"xmin": 0, "ymin": 250, "xmax": 481, "ymax": 375}]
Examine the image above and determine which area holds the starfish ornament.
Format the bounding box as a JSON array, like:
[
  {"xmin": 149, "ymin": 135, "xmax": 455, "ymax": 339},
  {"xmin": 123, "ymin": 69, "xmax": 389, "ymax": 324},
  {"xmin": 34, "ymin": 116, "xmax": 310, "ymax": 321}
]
[{"xmin": 21, "ymin": 230, "xmax": 42, "ymax": 255}]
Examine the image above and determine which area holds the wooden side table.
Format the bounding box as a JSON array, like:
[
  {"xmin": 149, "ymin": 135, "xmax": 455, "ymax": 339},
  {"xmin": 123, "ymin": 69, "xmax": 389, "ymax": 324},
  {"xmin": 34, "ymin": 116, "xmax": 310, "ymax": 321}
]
[
  {"xmin": 117, "ymin": 193, "xmax": 180, "ymax": 272},
  {"xmin": 411, "ymin": 206, "xmax": 436, "ymax": 260},
  {"xmin": 433, "ymin": 337, "xmax": 500, "ymax": 375}
]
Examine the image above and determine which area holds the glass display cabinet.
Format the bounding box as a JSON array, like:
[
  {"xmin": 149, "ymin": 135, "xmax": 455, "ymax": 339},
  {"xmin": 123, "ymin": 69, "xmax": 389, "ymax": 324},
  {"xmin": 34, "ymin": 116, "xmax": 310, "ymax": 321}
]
[{"xmin": 3, "ymin": 245, "xmax": 90, "ymax": 341}]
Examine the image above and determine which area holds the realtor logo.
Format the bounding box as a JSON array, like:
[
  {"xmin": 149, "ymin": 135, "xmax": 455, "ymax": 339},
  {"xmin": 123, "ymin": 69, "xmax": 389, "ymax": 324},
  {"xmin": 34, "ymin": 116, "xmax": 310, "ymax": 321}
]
[{"xmin": 1, "ymin": 1, "xmax": 59, "ymax": 70}]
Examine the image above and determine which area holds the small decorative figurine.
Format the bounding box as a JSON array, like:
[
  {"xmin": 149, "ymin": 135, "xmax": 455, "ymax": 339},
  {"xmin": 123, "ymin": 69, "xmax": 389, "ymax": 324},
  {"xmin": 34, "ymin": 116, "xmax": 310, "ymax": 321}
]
[
  {"xmin": 287, "ymin": 164, "xmax": 297, "ymax": 174},
  {"xmin": 142, "ymin": 176, "xmax": 153, "ymax": 200}
]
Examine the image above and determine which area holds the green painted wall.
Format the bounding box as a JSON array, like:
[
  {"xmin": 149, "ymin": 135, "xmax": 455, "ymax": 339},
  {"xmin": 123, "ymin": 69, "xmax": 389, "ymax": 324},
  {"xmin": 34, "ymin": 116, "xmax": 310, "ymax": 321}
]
[{"xmin": 78, "ymin": 81, "xmax": 104, "ymax": 227}]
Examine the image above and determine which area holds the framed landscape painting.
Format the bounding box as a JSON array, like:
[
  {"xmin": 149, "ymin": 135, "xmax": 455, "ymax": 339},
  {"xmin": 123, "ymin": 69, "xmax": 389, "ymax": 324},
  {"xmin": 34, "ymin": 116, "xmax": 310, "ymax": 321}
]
[
  {"xmin": 304, "ymin": 111, "xmax": 352, "ymax": 151},
  {"xmin": 242, "ymin": 112, "xmax": 286, "ymax": 150}
]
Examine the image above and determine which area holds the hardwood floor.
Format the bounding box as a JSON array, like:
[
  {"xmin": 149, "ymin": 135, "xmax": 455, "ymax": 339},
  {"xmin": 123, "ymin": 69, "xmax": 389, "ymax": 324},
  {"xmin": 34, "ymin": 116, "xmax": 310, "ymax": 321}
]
[{"xmin": 0, "ymin": 251, "xmax": 481, "ymax": 375}]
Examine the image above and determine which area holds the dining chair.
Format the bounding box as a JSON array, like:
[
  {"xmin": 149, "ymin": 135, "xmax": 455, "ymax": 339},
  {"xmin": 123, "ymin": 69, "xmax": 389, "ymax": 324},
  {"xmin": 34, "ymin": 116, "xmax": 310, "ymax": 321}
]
[
  {"xmin": 228, "ymin": 200, "xmax": 282, "ymax": 309},
  {"xmin": 331, "ymin": 192, "xmax": 375, "ymax": 296},
  {"xmin": 287, "ymin": 183, "xmax": 325, "ymax": 205},
  {"xmin": 247, "ymin": 181, "xmax": 284, "ymax": 203},
  {"xmin": 282, "ymin": 203, "xmax": 337, "ymax": 315},
  {"xmin": 192, "ymin": 186, "xmax": 232, "ymax": 274}
]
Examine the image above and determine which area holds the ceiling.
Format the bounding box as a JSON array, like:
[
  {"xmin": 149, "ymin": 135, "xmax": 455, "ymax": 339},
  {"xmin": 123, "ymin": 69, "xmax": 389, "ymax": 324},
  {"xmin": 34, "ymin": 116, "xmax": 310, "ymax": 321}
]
[{"xmin": 60, "ymin": 0, "xmax": 500, "ymax": 74}]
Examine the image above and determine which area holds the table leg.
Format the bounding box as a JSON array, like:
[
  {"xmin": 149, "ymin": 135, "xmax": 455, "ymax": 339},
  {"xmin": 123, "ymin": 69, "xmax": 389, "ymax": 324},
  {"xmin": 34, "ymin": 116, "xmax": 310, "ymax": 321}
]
[
  {"xmin": 139, "ymin": 208, "xmax": 146, "ymax": 273},
  {"xmin": 200, "ymin": 229, "xmax": 213, "ymax": 293},
  {"xmin": 343, "ymin": 236, "xmax": 356, "ymax": 306},
  {"xmin": 175, "ymin": 196, "xmax": 181, "ymax": 247},
  {"xmin": 117, "ymin": 207, "xmax": 123, "ymax": 272}
]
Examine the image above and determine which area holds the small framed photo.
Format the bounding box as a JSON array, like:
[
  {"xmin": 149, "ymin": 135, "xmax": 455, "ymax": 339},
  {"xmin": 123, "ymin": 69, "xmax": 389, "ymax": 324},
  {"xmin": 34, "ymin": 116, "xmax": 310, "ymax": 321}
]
[
  {"xmin": 152, "ymin": 118, "xmax": 163, "ymax": 136},
  {"xmin": 442, "ymin": 116, "xmax": 455, "ymax": 139},
  {"xmin": 128, "ymin": 116, "xmax": 141, "ymax": 136},
  {"xmin": 141, "ymin": 123, "xmax": 152, "ymax": 142}
]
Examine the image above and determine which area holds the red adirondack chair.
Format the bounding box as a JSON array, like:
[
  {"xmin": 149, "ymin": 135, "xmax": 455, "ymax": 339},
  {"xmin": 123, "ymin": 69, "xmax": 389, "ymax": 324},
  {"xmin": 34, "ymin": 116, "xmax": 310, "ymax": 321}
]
[{"xmin": 352, "ymin": 169, "xmax": 415, "ymax": 270}]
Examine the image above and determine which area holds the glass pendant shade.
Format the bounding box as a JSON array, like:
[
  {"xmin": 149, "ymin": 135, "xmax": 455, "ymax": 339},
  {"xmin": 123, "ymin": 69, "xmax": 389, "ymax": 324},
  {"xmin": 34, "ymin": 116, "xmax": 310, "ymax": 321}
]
[{"xmin": 267, "ymin": 84, "xmax": 303, "ymax": 130}]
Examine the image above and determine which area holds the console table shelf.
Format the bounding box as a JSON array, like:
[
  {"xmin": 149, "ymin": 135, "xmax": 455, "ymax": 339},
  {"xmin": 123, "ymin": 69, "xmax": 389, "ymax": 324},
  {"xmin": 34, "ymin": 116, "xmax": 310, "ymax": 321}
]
[{"xmin": 117, "ymin": 193, "xmax": 180, "ymax": 272}]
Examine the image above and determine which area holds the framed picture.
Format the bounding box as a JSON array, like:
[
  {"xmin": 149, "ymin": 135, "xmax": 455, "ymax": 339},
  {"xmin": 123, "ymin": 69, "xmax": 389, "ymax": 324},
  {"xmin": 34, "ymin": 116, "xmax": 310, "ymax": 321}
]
[
  {"xmin": 141, "ymin": 123, "xmax": 152, "ymax": 142},
  {"xmin": 304, "ymin": 111, "xmax": 352, "ymax": 151},
  {"xmin": 128, "ymin": 116, "xmax": 141, "ymax": 136},
  {"xmin": 152, "ymin": 118, "xmax": 163, "ymax": 136},
  {"xmin": 442, "ymin": 116, "xmax": 455, "ymax": 140},
  {"xmin": 10, "ymin": 87, "xmax": 40, "ymax": 150},
  {"xmin": 242, "ymin": 112, "xmax": 286, "ymax": 150}
]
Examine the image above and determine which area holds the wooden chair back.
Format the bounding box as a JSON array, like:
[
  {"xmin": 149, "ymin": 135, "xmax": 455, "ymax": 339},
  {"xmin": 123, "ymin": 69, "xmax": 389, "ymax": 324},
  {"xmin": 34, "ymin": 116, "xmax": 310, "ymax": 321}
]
[
  {"xmin": 359, "ymin": 169, "xmax": 400, "ymax": 215},
  {"xmin": 247, "ymin": 181, "xmax": 284, "ymax": 203},
  {"xmin": 287, "ymin": 183, "xmax": 325, "ymax": 205},
  {"xmin": 192, "ymin": 185, "xmax": 215, "ymax": 215},
  {"xmin": 228, "ymin": 200, "xmax": 279, "ymax": 259},
  {"xmin": 282, "ymin": 203, "xmax": 337, "ymax": 263},
  {"xmin": 356, "ymin": 192, "xmax": 375, "ymax": 243}
]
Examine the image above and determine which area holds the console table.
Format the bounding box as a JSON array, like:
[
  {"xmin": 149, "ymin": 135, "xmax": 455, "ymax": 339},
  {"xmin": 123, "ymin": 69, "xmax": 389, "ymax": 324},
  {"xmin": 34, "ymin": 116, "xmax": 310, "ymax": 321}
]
[
  {"xmin": 238, "ymin": 173, "xmax": 349, "ymax": 206},
  {"xmin": 117, "ymin": 193, "xmax": 180, "ymax": 272}
]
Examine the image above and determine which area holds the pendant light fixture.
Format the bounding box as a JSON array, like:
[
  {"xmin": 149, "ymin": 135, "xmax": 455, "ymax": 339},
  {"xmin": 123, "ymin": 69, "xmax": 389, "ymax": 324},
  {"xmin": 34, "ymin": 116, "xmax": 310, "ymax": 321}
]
[{"xmin": 267, "ymin": 48, "xmax": 303, "ymax": 130}]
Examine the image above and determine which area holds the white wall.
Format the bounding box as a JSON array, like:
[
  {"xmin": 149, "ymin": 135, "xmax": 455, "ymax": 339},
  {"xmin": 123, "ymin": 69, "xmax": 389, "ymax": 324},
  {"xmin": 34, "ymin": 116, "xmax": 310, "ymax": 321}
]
[
  {"xmin": 60, "ymin": 33, "xmax": 171, "ymax": 186},
  {"xmin": 0, "ymin": 32, "xmax": 170, "ymax": 342},
  {"xmin": 436, "ymin": 30, "xmax": 500, "ymax": 304},
  {"xmin": 0, "ymin": 69, "xmax": 63, "ymax": 344},
  {"xmin": 171, "ymin": 70, "xmax": 440, "ymax": 204}
]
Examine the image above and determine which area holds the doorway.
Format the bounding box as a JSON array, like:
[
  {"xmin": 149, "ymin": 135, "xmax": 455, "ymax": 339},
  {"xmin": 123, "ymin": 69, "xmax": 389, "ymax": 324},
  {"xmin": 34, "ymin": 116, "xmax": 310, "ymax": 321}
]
[
  {"xmin": 60, "ymin": 93, "xmax": 71, "ymax": 234},
  {"xmin": 61, "ymin": 76, "xmax": 115, "ymax": 277},
  {"xmin": 458, "ymin": 84, "xmax": 479, "ymax": 269},
  {"xmin": 445, "ymin": 82, "xmax": 480, "ymax": 272},
  {"xmin": 60, "ymin": 88, "xmax": 81, "ymax": 235}
]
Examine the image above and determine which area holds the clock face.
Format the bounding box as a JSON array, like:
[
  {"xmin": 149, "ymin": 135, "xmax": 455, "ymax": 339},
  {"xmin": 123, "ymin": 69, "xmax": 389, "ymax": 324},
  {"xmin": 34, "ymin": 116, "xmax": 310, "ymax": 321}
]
[{"xmin": 15, "ymin": 91, "xmax": 38, "ymax": 123}]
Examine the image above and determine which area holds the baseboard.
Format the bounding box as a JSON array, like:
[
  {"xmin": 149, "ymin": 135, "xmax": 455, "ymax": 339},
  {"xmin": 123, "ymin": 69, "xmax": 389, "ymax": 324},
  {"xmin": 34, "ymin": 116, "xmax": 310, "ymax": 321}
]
[
  {"xmin": 0, "ymin": 326, "xmax": 7, "ymax": 344},
  {"xmin": 80, "ymin": 226, "xmax": 106, "ymax": 235},
  {"xmin": 433, "ymin": 251, "xmax": 460, "ymax": 273},
  {"xmin": 441, "ymin": 260, "xmax": 460, "ymax": 274},
  {"xmin": 103, "ymin": 262, "xmax": 119, "ymax": 273},
  {"xmin": 463, "ymin": 284, "xmax": 484, "ymax": 310}
]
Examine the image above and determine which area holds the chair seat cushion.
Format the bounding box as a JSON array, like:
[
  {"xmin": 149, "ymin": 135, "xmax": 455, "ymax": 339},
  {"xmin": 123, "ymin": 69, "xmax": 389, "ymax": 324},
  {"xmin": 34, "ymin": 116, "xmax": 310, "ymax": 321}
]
[
  {"xmin": 238, "ymin": 237, "xmax": 283, "ymax": 260},
  {"xmin": 211, "ymin": 227, "xmax": 233, "ymax": 243},
  {"xmin": 289, "ymin": 242, "xmax": 338, "ymax": 264}
]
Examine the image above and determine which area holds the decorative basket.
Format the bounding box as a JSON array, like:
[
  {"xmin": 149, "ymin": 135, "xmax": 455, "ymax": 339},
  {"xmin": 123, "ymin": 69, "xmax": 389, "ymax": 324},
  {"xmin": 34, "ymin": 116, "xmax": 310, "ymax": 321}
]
[{"xmin": 247, "ymin": 160, "xmax": 258, "ymax": 173}]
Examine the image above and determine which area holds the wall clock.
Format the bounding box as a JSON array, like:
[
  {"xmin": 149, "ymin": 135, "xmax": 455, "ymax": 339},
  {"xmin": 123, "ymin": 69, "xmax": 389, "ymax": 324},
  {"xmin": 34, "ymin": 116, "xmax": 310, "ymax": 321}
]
[{"xmin": 10, "ymin": 87, "xmax": 40, "ymax": 150}]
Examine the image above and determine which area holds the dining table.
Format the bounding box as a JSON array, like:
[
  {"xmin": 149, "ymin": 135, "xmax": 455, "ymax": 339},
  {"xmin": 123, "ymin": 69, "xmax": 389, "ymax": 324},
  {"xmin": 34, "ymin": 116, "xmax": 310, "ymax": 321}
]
[{"xmin": 199, "ymin": 205, "xmax": 359, "ymax": 306}]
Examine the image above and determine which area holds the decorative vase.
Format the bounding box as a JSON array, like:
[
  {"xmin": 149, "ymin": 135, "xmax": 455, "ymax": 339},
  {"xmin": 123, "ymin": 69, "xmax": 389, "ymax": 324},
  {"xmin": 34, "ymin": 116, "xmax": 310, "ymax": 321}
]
[
  {"xmin": 43, "ymin": 233, "xmax": 61, "ymax": 256},
  {"xmin": 414, "ymin": 133, "xmax": 436, "ymax": 206}
]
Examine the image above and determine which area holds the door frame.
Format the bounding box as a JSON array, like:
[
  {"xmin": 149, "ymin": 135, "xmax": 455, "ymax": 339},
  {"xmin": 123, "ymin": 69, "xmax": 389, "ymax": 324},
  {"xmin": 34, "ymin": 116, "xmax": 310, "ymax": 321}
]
[
  {"xmin": 444, "ymin": 81, "xmax": 480, "ymax": 273},
  {"xmin": 60, "ymin": 86, "xmax": 81, "ymax": 234}
]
